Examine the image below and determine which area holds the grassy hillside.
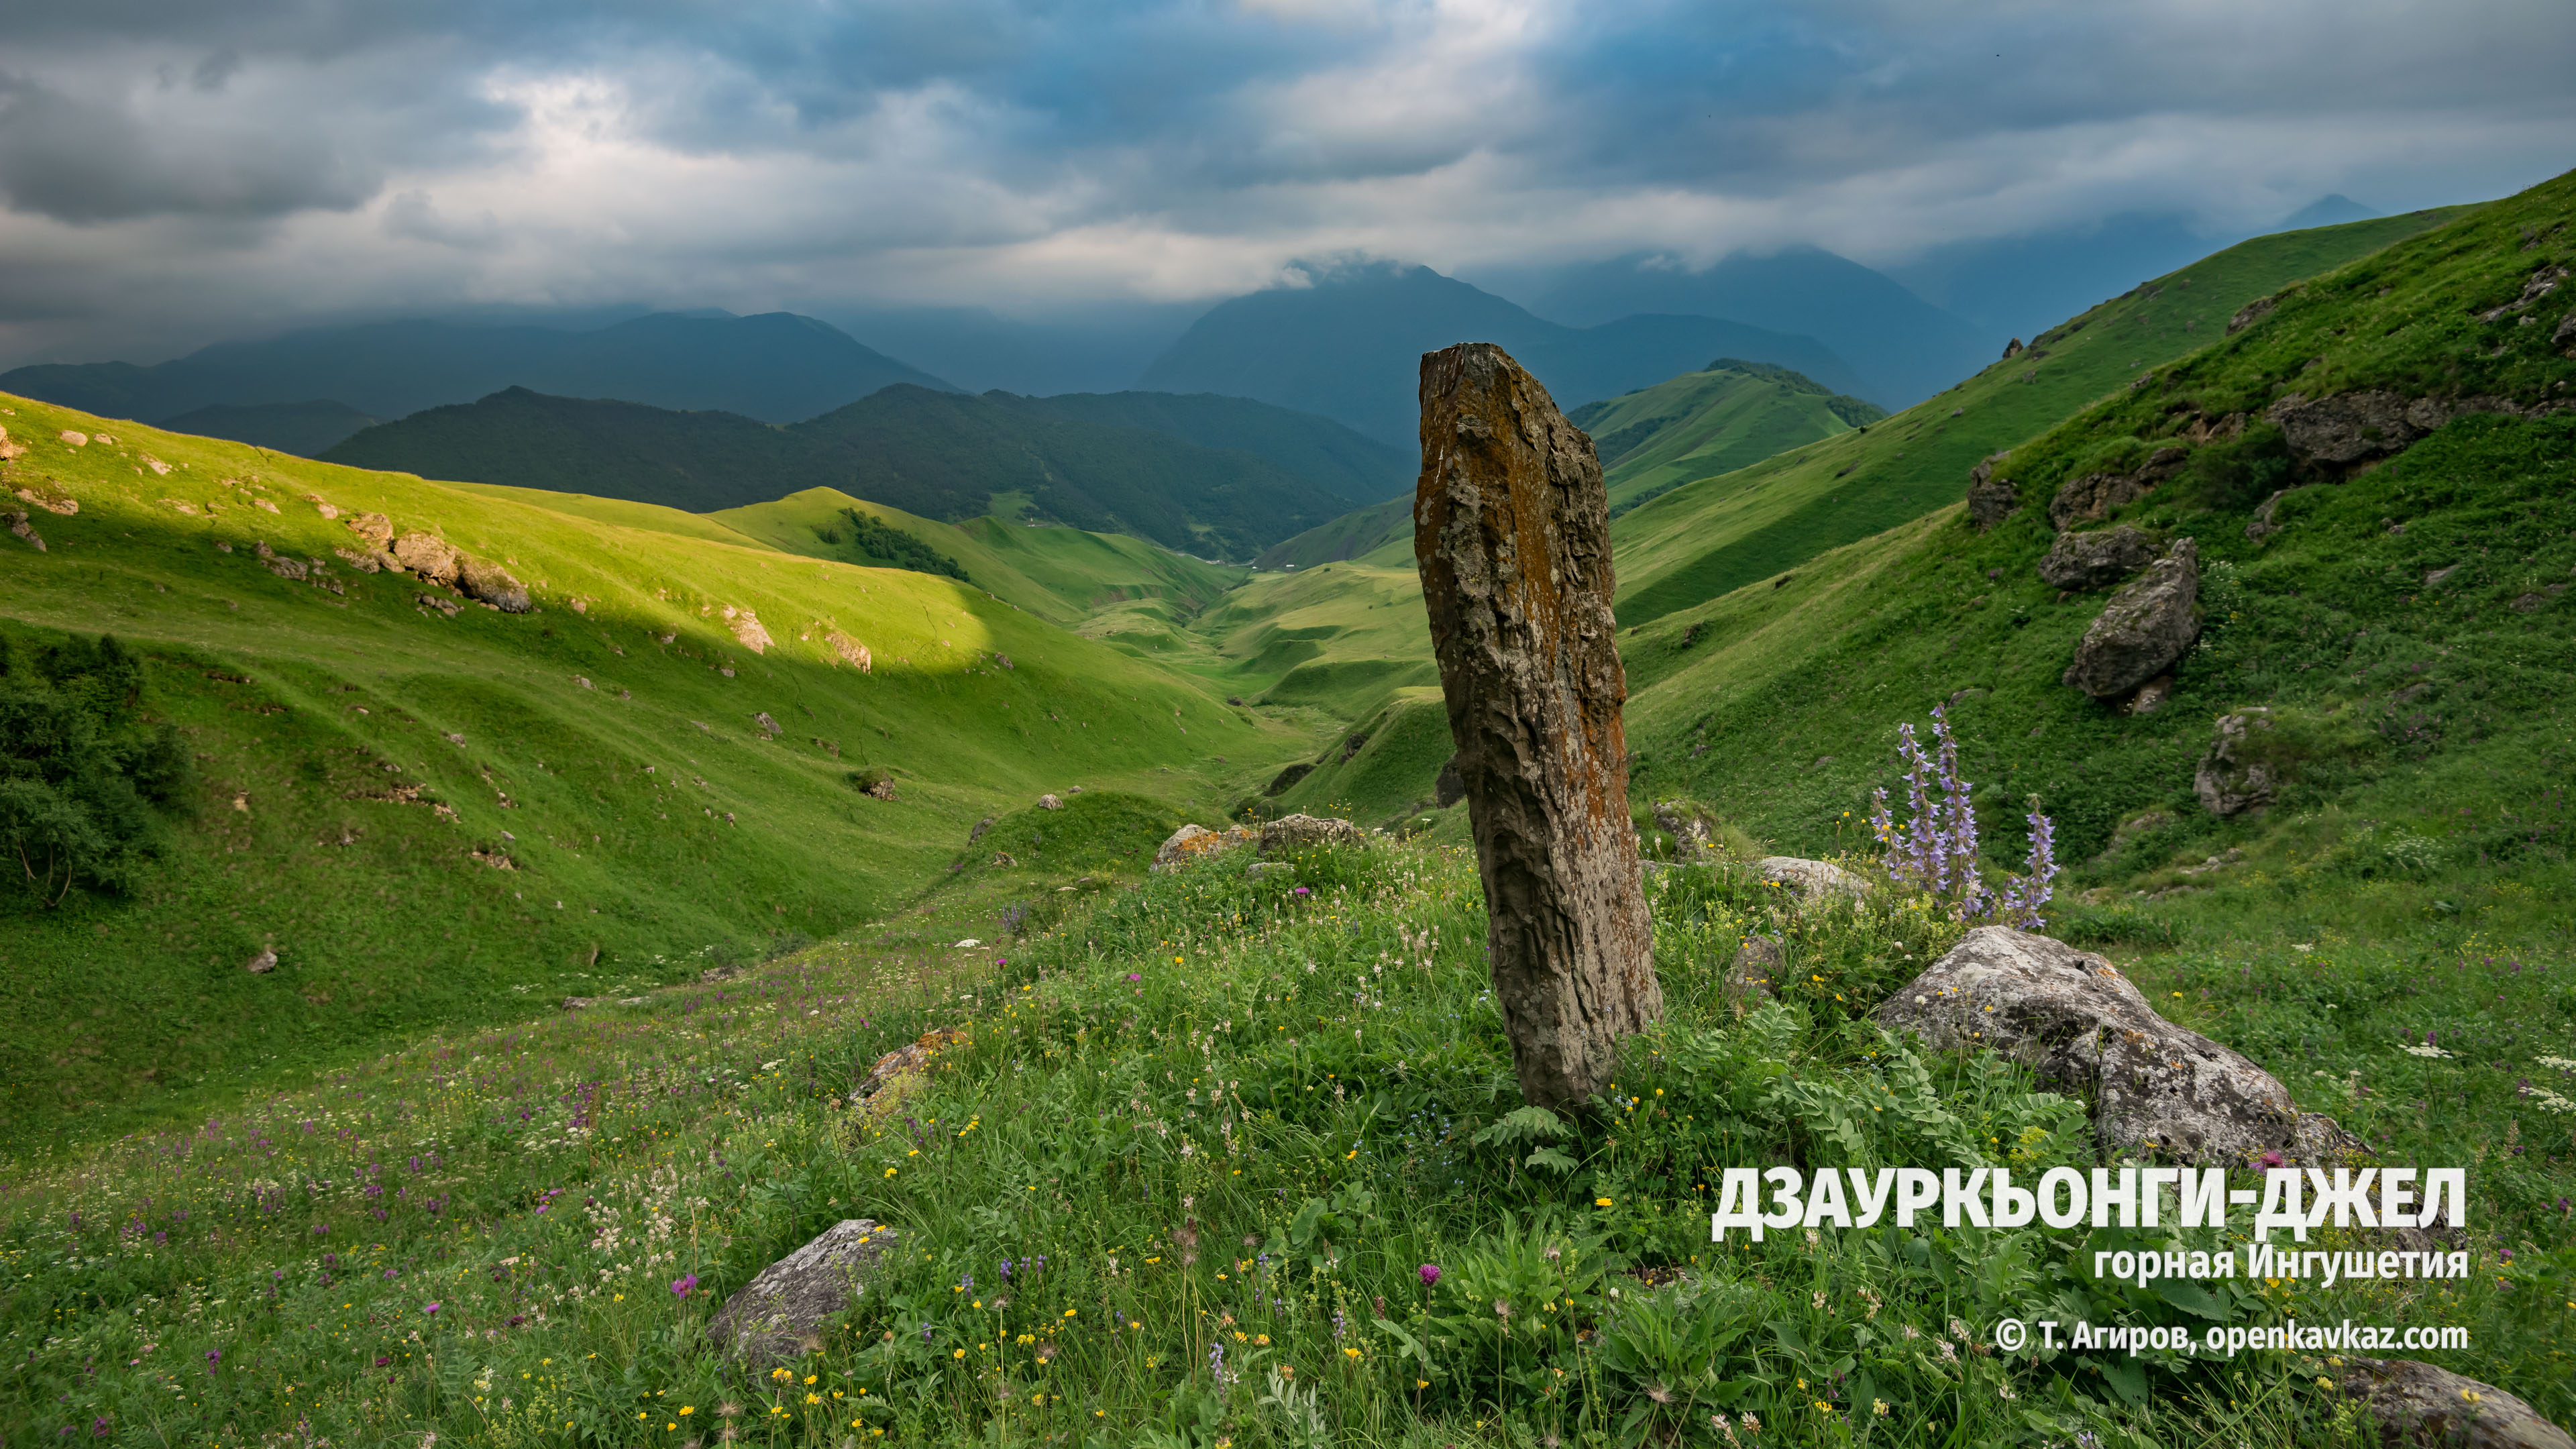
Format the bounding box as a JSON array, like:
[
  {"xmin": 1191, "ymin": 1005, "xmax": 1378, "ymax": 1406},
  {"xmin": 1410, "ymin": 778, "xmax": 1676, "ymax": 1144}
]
[
  {"xmin": 0, "ymin": 392, "xmax": 1302, "ymax": 1142},
  {"xmin": 1609, "ymin": 205, "xmax": 2479, "ymax": 626},
  {"xmin": 1619, "ymin": 166, "xmax": 2576, "ymax": 910},
  {"xmin": 322, "ymin": 386, "xmax": 1363, "ymax": 561},
  {"xmin": 1254, "ymin": 360, "xmax": 1881, "ymax": 572},
  {"xmin": 1572, "ymin": 359, "xmax": 1886, "ymax": 513},
  {"xmin": 7, "ymin": 836, "xmax": 2561, "ymax": 1446},
  {"xmin": 1205, "ymin": 204, "xmax": 2491, "ymax": 730},
  {"xmin": 709, "ymin": 490, "xmax": 1244, "ymax": 627}
]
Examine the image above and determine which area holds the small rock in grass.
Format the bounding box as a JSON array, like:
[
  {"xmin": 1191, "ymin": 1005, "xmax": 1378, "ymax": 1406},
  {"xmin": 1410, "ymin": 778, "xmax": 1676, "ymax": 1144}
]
[
  {"xmin": 1038, "ymin": 794, "xmax": 1063, "ymax": 810},
  {"xmin": 2194, "ymin": 709, "xmax": 2277, "ymax": 817},
  {"xmin": 244, "ymin": 947, "xmax": 277, "ymax": 974},
  {"xmin": 1725, "ymin": 936, "xmax": 1782, "ymax": 1004},
  {"xmin": 1751, "ymin": 856, "xmax": 1872, "ymax": 902}
]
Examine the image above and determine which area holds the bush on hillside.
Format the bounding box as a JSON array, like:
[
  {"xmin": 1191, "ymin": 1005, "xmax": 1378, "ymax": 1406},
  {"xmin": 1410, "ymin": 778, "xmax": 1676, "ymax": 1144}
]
[
  {"xmin": 818, "ymin": 508, "xmax": 970, "ymax": 582},
  {"xmin": 0, "ymin": 633, "xmax": 192, "ymax": 908}
]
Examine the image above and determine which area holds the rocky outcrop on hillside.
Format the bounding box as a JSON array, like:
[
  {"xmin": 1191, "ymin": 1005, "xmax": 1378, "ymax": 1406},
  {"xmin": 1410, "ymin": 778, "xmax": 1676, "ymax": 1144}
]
[
  {"xmin": 2062, "ymin": 539, "xmax": 2200, "ymax": 700},
  {"xmin": 2048, "ymin": 447, "xmax": 2188, "ymax": 531},
  {"xmin": 2266, "ymin": 390, "xmax": 2568, "ymax": 468},
  {"xmin": 2194, "ymin": 709, "xmax": 2278, "ymax": 817},
  {"xmin": 457, "ymin": 555, "xmax": 532, "ymax": 612},
  {"xmin": 1964, "ymin": 452, "xmax": 2018, "ymax": 529},
  {"xmin": 1876, "ymin": 926, "xmax": 2365, "ymax": 1166},
  {"xmin": 390, "ymin": 532, "xmax": 460, "ymax": 586},
  {"xmin": 708, "ymin": 1220, "xmax": 899, "ymax": 1368},
  {"xmin": 2037, "ymin": 525, "xmax": 2153, "ymax": 590}
]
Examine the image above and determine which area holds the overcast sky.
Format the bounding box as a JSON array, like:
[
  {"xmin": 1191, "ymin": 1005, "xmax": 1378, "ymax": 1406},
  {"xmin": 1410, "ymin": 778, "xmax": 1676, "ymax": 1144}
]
[{"xmin": 2, "ymin": 0, "xmax": 2571, "ymax": 367}]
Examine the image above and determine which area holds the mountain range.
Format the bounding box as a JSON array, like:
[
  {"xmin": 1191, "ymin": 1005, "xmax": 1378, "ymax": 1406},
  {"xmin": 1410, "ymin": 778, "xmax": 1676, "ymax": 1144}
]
[
  {"xmin": 0, "ymin": 311, "xmax": 953, "ymax": 431},
  {"xmin": 319, "ymin": 384, "xmax": 1399, "ymax": 560},
  {"xmin": 1136, "ymin": 260, "xmax": 1869, "ymax": 447},
  {"xmin": 1501, "ymin": 246, "xmax": 1990, "ymax": 409}
]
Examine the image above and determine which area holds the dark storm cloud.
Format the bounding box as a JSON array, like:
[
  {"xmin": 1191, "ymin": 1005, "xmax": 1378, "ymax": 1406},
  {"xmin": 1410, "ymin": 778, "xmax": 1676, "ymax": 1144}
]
[{"xmin": 0, "ymin": 0, "xmax": 2569, "ymax": 366}]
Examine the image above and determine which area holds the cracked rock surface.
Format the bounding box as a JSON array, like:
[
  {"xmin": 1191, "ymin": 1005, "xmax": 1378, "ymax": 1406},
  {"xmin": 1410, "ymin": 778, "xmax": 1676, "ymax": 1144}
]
[{"xmin": 1875, "ymin": 926, "xmax": 2364, "ymax": 1166}]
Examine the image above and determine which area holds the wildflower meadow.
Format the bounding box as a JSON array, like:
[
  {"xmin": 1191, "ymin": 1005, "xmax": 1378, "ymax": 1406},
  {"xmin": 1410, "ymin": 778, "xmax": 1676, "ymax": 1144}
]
[{"xmin": 5, "ymin": 802, "xmax": 2566, "ymax": 1446}]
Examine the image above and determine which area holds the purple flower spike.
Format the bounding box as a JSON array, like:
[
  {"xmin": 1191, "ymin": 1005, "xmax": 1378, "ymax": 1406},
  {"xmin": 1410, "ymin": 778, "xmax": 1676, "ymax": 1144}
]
[
  {"xmin": 672, "ymin": 1273, "xmax": 699, "ymax": 1298},
  {"xmin": 1417, "ymin": 1263, "xmax": 1442, "ymax": 1287},
  {"xmin": 424, "ymin": 1302, "xmax": 441, "ymax": 1316}
]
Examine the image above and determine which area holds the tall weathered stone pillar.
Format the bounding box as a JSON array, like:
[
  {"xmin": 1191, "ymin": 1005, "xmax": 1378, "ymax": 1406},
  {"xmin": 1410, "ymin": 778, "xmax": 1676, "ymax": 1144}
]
[{"xmin": 1413, "ymin": 342, "xmax": 1661, "ymax": 1109}]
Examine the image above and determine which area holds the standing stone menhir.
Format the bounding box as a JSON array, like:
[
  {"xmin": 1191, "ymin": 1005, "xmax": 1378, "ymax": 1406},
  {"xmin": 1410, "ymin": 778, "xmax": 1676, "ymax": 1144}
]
[{"xmin": 1413, "ymin": 341, "xmax": 1662, "ymax": 1110}]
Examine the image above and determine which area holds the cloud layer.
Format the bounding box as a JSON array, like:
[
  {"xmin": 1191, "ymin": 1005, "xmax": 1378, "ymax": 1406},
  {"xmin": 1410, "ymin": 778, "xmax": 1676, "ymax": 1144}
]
[{"xmin": 1, "ymin": 0, "xmax": 2570, "ymax": 365}]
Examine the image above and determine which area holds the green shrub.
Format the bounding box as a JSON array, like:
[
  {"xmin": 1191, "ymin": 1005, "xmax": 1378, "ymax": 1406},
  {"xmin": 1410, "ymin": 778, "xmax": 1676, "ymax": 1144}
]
[{"xmin": 0, "ymin": 633, "xmax": 191, "ymax": 908}]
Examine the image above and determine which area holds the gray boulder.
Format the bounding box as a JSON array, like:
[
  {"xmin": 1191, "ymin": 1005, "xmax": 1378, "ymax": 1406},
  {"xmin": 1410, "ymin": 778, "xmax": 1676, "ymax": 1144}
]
[
  {"xmin": 1876, "ymin": 926, "xmax": 2364, "ymax": 1166},
  {"xmin": 708, "ymin": 1219, "xmax": 899, "ymax": 1367},
  {"xmin": 2266, "ymin": 390, "xmax": 2418, "ymax": 466},
  {"xmin": 390, "ymin": 533, "xmax": 460, "ymax": 586},
  {"xmin": 456, "ymin": 555, "xmax": 533, "ymax": 613},
  {"xmin": 1965, "ymin": 453, "xmax": 2019, "ymax": 530},
  {"xmin": 2037, "ymin": 525, "xmax": 2155, "ymax": 591},
  {"xmin": 2063, "ymin": 539, "xmax": 2199, "ymax": 700},
  {"xmin": 2194, "ymin": 709, "xmax": 2278, "ymax": 817},
  {"xmin": 2267, "ymin": 391, "xmax": 2542, "ymax": 468},
  {"xmin": 1752, "ymin": 856, "xmax": 1872, "ymax": 902},
  {"xmin": 1260, "ymin": 813, "xmax": 1365, "ymax": 857},
  {"xmin": 2337, "ymin": 1358, "xmax": 2575, "ymax": 1448}
]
